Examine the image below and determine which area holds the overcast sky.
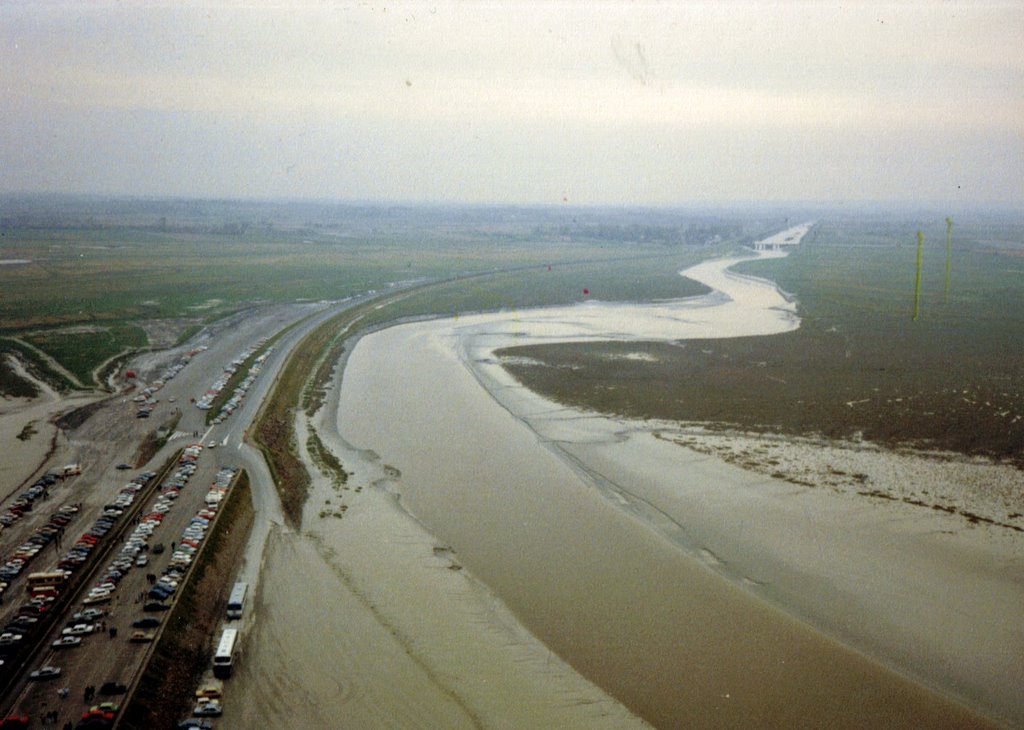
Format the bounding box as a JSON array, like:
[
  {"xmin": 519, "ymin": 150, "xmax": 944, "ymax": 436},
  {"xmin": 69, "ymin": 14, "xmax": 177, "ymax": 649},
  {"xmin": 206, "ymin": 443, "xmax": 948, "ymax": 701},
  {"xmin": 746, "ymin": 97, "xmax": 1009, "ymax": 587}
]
[{"xmin": 2, "ymin": 1, "xmax": 1022, "ymax": 208}]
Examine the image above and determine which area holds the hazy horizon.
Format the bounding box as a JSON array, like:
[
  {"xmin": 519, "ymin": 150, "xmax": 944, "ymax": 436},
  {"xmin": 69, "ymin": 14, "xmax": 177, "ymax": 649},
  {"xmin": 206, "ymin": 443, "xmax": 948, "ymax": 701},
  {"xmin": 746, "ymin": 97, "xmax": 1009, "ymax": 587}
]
[{"xmin": 3, "ymin": 2, "xmax": 1022, "ymax": 209}]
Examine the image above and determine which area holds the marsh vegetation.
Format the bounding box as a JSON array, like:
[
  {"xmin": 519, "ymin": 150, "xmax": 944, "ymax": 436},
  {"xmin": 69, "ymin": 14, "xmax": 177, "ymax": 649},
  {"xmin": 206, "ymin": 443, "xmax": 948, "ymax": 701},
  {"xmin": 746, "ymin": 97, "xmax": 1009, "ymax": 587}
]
[{"xmin": 500, "ymin": 216, "xmax": 1024, "ymax": 465}]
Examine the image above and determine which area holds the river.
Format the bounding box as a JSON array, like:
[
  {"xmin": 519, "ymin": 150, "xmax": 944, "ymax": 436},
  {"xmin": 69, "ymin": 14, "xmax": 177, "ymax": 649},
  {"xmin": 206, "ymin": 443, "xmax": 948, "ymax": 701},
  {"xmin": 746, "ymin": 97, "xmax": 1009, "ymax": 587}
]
[{"xmin": 227, "ymin": 224, "xmax": 1020, "ymax": 728}]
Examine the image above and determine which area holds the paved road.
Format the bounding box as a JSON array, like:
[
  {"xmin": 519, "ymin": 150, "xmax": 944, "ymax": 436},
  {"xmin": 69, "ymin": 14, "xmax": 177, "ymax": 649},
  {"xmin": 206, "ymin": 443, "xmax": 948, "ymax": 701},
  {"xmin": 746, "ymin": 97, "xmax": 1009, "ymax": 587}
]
[{"xmin": 0, "ymin": 294, "xmax": 375, "ymax": 726}]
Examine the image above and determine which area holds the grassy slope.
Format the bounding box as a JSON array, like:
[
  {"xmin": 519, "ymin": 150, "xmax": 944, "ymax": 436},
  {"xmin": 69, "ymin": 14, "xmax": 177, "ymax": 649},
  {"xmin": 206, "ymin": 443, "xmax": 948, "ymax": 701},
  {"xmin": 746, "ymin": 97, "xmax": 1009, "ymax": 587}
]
[{"xmin": 0, "ymin": 336, "xmax": 79, "ymax": 391}]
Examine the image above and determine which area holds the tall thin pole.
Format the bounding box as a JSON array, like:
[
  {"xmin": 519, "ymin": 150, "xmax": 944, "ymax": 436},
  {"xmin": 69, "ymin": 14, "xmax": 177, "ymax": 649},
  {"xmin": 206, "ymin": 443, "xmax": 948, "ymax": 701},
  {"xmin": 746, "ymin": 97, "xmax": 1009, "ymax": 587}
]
[
  {"xmin": 944, "ymin": 216, "xmax": 953, "ymax": 300},
  {"xmin": 913, "ymin": 230, "xmax": 925, "ymax": 321}
]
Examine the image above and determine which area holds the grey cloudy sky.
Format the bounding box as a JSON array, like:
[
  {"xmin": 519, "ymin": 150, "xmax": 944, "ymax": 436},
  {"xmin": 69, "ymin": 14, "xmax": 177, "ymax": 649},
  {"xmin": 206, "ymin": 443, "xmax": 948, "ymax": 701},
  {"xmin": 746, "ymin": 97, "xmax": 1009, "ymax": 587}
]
[{"xmin": 2, "ymin": 1, "xmax": 1022, "ymax": 207}]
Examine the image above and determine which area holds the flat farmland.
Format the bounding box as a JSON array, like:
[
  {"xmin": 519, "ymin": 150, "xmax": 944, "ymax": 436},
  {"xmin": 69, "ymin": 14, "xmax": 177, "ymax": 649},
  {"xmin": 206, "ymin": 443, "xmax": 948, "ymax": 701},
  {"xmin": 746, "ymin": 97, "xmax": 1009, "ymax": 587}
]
[
  {"xmin": 499, "ymin": 217, "xmax": 1024, "ymax": 465},
  {"xmin": 1, "ymin": 199, "xmax": 765, "ymax": 392}
]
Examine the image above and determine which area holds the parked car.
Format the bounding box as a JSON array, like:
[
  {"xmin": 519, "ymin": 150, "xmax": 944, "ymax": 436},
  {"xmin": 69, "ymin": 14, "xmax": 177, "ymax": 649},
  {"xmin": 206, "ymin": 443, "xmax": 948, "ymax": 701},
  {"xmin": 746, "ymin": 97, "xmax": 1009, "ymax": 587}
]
[
  {"xmin": 29, "ymin": 665, "xmax": 61, "ymax": 680},
  {"xmin": 176, "ymin": 720, "xmax": 213, "ymax": 729},
  {"xmin": 72, "ymin": 609, "xmax": 104, "ymax": 621},
  {"xmin": 99, "ymin": 682, "xmax": 127, "ymax": 696},
  {"xmin": 192, "ymin": 700, "xmax": 222, "ymax": 717},
  {"xmin": 62, "ymin": 623, "xmax": 95, "ymax": 636}
]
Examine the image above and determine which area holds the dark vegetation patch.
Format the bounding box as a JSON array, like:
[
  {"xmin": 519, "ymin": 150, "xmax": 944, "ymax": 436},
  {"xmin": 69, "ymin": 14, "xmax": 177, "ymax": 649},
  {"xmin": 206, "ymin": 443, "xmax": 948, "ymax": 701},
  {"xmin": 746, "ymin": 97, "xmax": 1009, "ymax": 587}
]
[
  {"xmin": 307, "ymin": 429, "xmax": 348, "ymax": 488},
  {"xmin": 0, "ymin": 354, "xmax": 39, "ymax": 398},
  {"xmin": 499, "ymin": 218, "xmax": 1024, "ymax": 466},
  {"xmin": 55, "ymin": 398, "xmax": 109, "ymax": 430},
  {"xmin": 121, "ymin": 471, "xmax": 254, "ymax": 730},
  {"xmin": 15, "ymin": 420, "xmax": 37, "ymax": 441},
  {"xmin": 0, "ymin": 337, "xmax": 77, "ymax": 392}
]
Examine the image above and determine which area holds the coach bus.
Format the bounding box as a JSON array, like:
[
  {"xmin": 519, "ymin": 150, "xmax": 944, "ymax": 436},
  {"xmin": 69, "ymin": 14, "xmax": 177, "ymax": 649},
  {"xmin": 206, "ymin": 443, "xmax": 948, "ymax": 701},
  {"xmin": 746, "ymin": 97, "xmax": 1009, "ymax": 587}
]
[
  {"xmin": 213, "ymin": 628, "xmax": 238, "ymax": 679},
  {"xmin": 226, "ymin": 581, "xmax": 247, "ymax": 620}
]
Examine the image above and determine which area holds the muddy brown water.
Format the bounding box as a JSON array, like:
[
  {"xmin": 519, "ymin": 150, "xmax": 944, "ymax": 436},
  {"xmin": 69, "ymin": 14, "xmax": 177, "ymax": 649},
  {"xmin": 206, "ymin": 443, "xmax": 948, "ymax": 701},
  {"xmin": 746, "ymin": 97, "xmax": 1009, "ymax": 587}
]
[{"xmin": 332, "ymin": 316, "xmax": 995, "ymax": 729}]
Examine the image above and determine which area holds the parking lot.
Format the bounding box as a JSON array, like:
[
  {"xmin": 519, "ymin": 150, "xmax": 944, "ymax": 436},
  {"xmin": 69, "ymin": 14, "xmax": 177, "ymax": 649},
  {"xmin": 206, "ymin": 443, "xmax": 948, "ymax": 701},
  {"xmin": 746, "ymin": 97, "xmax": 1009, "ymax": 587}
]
[{"xmin": 0, "ymin": 441, "xmax": 241, "ymax": 728}]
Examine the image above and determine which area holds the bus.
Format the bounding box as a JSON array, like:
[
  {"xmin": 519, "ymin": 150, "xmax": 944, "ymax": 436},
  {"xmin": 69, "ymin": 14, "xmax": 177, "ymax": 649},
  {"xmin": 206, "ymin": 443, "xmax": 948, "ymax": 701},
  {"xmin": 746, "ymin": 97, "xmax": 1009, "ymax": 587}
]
[
  {"xmin": 26, "ymin": 571, "xmax": 68, "ymax": 590},
  {"xmin": 213, "ymin": 628, "xmax": 238, "ymax": 679},
  {"xmin": 226, "ymin": 582, "xmax": 247, "ymax": 620}
]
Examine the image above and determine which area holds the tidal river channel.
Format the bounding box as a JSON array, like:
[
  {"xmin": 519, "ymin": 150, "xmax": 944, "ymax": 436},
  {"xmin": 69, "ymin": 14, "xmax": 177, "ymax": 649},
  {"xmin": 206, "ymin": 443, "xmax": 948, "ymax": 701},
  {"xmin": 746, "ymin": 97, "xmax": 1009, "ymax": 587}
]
[{"xmin": 227, "ymin": 225, "xmax": 1020, "ymax": 729}]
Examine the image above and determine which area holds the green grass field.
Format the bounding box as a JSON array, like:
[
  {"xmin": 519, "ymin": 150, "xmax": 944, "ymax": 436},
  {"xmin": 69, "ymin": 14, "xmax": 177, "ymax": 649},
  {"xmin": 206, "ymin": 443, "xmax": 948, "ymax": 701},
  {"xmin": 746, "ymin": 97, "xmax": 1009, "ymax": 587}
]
[
  {"xmin": 0, "ymin": 225, "xmax": 666, "ymax": 331},
  {"xmin": 358, "ymin": 249, "xmax": 719, "ymax": 329},
  {"xmin": 20, "ymin": 324, "xmax": 149, "ymax": 387},
  {"xmin": 500, "ymin": 217, "xmax": 1024, "ymax": 464},
  {"xmin": 2, "ymin": 199, "xmax": 760, "ymax": 389}
]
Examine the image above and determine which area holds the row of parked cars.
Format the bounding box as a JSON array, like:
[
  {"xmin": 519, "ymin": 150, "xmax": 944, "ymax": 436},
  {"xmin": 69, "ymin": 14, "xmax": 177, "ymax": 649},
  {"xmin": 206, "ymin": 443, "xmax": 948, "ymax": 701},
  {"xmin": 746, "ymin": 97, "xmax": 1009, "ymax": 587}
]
[
  {"xmin": 84, "ymin": 460, "xmax": 196, "ymax": 614},
  {"xmin": 131, "ymin": 346, "xmax": 208, "ymax": 403},
  {"xmin": 164, "ymin": 466, "xmax": 236, "ymax": 579},
  {"xmin": 210, "ymin": 349, "xmax": 271, "ymax": 425},
  {"xmin": 0, "ymin": 471, "xmax": 63, "ymax": 529},
  {"xmin": 18, "ymin": 451, "xmax": 209, "ymax": 727},
  {"xmin": 173, "ymin": 466, "xmax": 240, "ymax": 727},
  {"xmin": 59, "ymin": 473, "xmax": 157, "ymax": 578},
  {"xmin": 194, "ymin": 339, "xmax": 268, "ymax": 414},
  {"xmin": 0, "ymin": 471, "xmax": 159, "ymax": 670},
  {"xmin": 0, "ymin": 504, "xmax": 80, "ymax": 586}
]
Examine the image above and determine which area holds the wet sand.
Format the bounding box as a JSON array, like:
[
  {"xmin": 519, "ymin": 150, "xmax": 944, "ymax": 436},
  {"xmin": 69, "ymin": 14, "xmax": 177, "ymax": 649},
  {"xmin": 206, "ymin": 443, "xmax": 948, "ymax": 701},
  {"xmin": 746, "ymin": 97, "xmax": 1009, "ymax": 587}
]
[
  {"xmin": 0, "ymin": 355, "xmax": 97, "ymax": 498},
  {"xmin": 223, "ymin": 416, "xmax": 652, "ymax": 729}
]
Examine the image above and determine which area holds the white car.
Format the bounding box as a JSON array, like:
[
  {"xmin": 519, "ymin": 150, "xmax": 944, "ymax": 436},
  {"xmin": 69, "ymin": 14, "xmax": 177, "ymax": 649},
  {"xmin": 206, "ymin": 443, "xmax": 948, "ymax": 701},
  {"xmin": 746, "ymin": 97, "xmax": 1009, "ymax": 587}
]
[
  {"xmin": 70, "ymin": 609, "xmax": 104, "ymax": 622},
  {"xmin": 62, "ymin": 623, "xmax": 95, "ymax": 636},
  {"xmin": 29, "ymin": 666, "xmax": 61, "ymax": 680},
  {"xmin": 207, "ymin": 440, "xmax": 217, "ymax": 449}
]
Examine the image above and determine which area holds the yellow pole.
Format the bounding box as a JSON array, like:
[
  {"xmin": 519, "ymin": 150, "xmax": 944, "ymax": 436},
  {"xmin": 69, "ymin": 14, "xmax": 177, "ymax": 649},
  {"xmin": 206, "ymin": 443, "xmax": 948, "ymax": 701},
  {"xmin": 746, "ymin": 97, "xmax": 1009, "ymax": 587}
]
[
  {"xmin": 913, "ymin": 230, "xmax": 924, "ymax": 321},
  {"xmin": 944, "ymin": 217, "xmax": 953, "ymax": 300}
]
